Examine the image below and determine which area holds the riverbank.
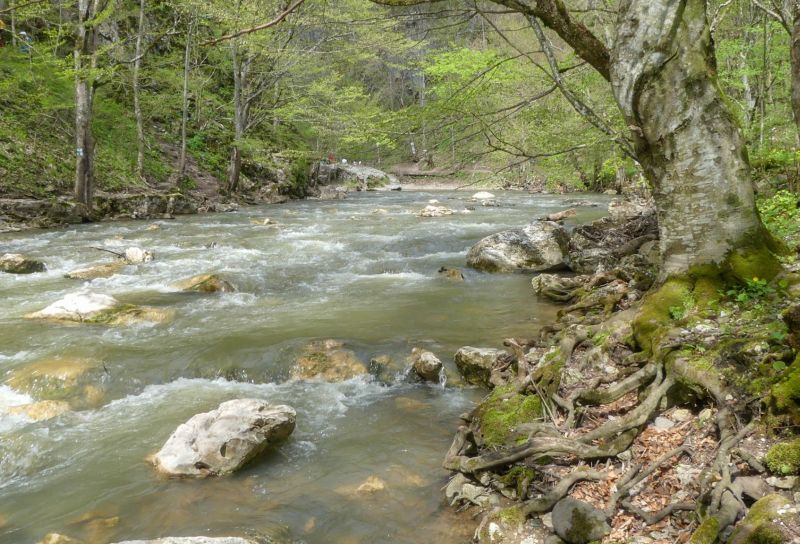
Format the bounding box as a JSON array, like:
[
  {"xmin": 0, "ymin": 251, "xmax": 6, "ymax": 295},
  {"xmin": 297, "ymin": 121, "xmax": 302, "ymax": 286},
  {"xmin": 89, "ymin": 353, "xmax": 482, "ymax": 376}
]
[{"xmin": 441, "ymin": 196, "xmax": 800, "ymax": 543}]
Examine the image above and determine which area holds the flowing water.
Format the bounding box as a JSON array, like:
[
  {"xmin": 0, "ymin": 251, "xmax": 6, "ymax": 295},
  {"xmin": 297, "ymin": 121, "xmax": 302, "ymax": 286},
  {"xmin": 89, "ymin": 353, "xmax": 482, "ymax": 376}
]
[{"xmin": 0, "ymin": 190, "xmax": 608, "ymax": 544}]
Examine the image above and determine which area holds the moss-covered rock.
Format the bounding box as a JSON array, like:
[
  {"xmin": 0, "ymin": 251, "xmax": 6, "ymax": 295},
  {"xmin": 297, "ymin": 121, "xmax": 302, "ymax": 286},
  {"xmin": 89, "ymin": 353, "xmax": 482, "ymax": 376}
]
[
  {"xmin": 764, "ymin": 438, "xmax": 800, "ymax": 476},
  {"xmin": 688, "ymin": 517, "xmax": 720, "ymax": 544},
  {"xmin": 729, "ymin": 494, "xmax": 794, "ymax": 544},
  {"xmin": 5, "ymin": 357, "xmax": 106, "ymax": 408},
  {"xmin": 171, "ymin": 274, "xmax": 236, "ymax": 293},
  {"xmin": 292, "ymin": 339, "xmax": 368, "ymax": 382},
  {"xmin": 0, "ymin": 253, "xmax": 46, "ymax": 274},
  {"xmin": 454, "ymin": 346, "xmax": 508, "ymax": 387},
  {"xmin": 475, "ymin": 386, "xmax": 543, "ymax": 447},
  {"xmin": 25, "ymin": 293, "xmax": 173, "ymax": 326},
  {"xmin": 770, "ymin": 356, "xmax": 800, "ymax": 420}
]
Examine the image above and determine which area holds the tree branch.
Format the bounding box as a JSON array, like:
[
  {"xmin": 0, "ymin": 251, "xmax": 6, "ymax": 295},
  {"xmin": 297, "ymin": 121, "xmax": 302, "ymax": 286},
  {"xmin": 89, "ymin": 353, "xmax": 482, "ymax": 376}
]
[{"xmin": 202, "ymin": 0, "xmax": 306, "ymax": 46}]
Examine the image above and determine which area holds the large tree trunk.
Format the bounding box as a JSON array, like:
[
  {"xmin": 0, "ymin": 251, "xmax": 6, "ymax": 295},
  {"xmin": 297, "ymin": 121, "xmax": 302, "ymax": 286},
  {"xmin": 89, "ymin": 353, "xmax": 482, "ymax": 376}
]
[{"xmin": 610, "ymin": 0, "xmax": 772, "ymax": 277}]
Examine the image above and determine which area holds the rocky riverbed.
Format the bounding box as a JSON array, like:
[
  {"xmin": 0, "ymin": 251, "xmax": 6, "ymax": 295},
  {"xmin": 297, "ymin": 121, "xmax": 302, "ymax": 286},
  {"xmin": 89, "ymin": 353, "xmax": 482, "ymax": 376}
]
[{"xmin": 0, "ymin": 190, "xmax": 611, "ymax": 543}]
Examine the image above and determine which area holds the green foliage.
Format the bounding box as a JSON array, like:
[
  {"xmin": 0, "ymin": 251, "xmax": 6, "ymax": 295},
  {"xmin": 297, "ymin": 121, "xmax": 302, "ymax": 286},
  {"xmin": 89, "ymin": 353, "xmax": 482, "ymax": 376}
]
[
  {"xmin": 758, "ymin": 190, "xmax": 800, "ymax": 249},
  {"xmin": 724, "ymin": 277, "xmax": 777, "ymax": 304}
]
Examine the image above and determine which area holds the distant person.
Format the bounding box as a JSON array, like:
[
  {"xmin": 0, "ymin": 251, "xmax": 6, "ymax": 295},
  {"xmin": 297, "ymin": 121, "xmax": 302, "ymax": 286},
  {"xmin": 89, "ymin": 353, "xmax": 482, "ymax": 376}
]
[
  {"xmin": 0, "ymin": 20, "xmax": 6, "ymax": 48},
  {"xmin": 19, "ymin": 31, "xmax": 32, "ymax": 53},
  {"xmin": 327, "ymin": 152, "xmax": 335, "ymax": 164}
]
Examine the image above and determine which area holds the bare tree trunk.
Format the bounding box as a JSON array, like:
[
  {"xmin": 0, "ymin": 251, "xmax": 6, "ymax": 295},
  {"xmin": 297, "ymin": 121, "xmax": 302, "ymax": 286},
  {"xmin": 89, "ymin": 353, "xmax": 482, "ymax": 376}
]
[
  {"xmin": 132, "ymin": 0, "xmax": 146, "ymax": 179},
  {"xmin": 611, "ymin": 0, "xmax": 772, "ymax": 278},
  {"xmin": 74, "ymin": 0, "xmax": 100, "ymax": 212},
  {"xmin": 791, "ymin": 7, "xmax": 800, "ymax": 139},
  {"xmin": 178, "ymin": 17, "xmax": 193, "ymax": 178},
  {"xmin": 10, "ymin": 0, "xmax": 16, "ymax": 48},
  {"xmin": 227, "ymin": 41, "xmax": 245, "ymax": 194}
]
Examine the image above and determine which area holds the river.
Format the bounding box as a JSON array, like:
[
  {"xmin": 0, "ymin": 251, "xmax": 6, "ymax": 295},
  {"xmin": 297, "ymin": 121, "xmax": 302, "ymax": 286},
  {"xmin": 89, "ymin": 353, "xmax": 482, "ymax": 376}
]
[{"xmin": 0, "ymin": 190, "xmax": 607, "ymax": 543}]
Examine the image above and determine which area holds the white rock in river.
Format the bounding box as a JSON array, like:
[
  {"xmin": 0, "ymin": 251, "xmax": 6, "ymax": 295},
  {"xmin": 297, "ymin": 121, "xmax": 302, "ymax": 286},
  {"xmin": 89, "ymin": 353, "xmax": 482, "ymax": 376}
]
[
  {"xmin": 151, "ymin": 399, "xmax": 296, "ymax": 477},
  {"xmin": 418, "ymin": 205, "xmax": 454, "ymax": 217},
  {"xmin": 471, "ymin": 191, "xmax": 495, "ymax": 200},
  {"xmin": 113, "ymin": 538, "xmax": 257, "ymax": 544},
  {"xmin": 466, "ymin": 221, "xmax": 569, "ymax": 273},
  {"xmin": 124, "ymin": 247, "xmax": 154, "ymax": 264},
  {"xmin": 27, "ymin": 292, "xmax": 119, "ymax": 321}
]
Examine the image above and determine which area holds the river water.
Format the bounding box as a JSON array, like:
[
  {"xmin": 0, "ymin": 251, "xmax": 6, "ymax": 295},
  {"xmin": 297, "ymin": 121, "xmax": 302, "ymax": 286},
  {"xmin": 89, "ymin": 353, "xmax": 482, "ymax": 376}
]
[{"xmin": 0, "ymin": 190, "xmax": 607, "ymax": 544}]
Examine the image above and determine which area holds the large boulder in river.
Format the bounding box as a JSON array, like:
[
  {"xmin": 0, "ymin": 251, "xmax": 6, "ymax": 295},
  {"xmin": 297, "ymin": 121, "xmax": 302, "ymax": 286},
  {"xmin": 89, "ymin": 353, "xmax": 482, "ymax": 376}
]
[
  {"xmin": 454, "ymin": 347, "xmax": 509, "ymax": 387},
  {"xmin": 292, "ymin": 339, "xmax": 368, "ymax": 381},
  {"xmin": 25, "ymin": 292, "xmax": 173, "ymax": 326},
  {"xmin": 151, "ymin": 399, "xmax": 295, "ymax": 478},
  {"xmin": 467, "ymin": 221, "xmax": 569, "ymax": 273},
  {"xmin": 0, "ymin": 253, "xmax": 45, "ymax": 274},
  {"xmin": 172, "ymin": 274, "xmax": 236, "ymax": 293},
  {"xmin": 410, "ymin": 348, "xmax": 443, "ymax": 382}
]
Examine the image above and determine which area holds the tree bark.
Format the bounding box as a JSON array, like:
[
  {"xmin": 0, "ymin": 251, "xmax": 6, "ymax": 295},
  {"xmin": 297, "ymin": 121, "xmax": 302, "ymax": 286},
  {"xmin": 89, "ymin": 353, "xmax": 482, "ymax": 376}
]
[
  {"xmin": 610, "ymin": 0, "xmax": 771, "ymax": 277},
  {"xmin": 178, "ymin": 17, "xmax": 193, "ymax": 178},
  {"xmin": 227, "ymin": 40, "xmax": 245, "ymax": 194},
  {"xmin": 74, "ymin": 0, "xmax": 100, "ymax": 211},
  {"xmin": 791, "ymin": 7, "xmax": 800, "ymax": 137},
  {"xmin": 132, "ymin": 0, "xmax": 146, "ymax": 179}
]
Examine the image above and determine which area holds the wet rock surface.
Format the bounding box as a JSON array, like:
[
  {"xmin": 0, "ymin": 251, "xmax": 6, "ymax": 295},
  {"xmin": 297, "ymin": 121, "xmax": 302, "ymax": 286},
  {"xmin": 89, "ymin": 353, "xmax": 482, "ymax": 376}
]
[
  {"xmin": 467, "ymin": 221, "xmax": 569, "ymax": 273},
  {"xmin": 151, "ymin": 399, "xmax": 296, "ymax": 478}
]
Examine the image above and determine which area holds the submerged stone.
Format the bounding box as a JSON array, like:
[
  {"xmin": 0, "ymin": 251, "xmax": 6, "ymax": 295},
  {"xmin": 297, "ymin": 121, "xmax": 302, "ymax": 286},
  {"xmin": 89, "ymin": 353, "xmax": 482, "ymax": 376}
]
[
  {"xmin": 8, "ymin": 400, "xmax": 71, "ymax": 421},
  {"xmin": 65, "ymin": 260, "xmax": 127, "ymax": 280},
  {"xmin": 292, "ymin": 339, "xmax": 368, "ymax": 382},
  {"xmin": 6, "ymin": 357, "xmax": 105, "ymax": 408},
  {"xmin": 151, "ymin": 399, "xmax": 295, "ymax": 478},
  {"xmin": 172, "ymin": 274, "xmax": 236, "ymax": 293},
  {"xmin": 112, "ymin": 539, "xmax": 258, "ymax": 544},
  {"xmin": 0, "ymin": 253, "xmax": 45, "ymax": 274}
]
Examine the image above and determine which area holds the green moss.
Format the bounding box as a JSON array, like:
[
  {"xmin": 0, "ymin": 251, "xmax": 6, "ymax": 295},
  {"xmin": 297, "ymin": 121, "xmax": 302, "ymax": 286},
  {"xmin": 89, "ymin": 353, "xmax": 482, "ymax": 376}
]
[
  {"xmin": 749, "ymin": 525, "xmax": 785, "ymax": 544},
  {"xmin": 499, "ymin": 466, "xmax": 536, "ymax": 498},
  {"xmin": 632, "ymin": 278, "xmax": 691, "ymax": 351},
  {"xmin": 729, "ymin": 494, "xmax": 791, "ymax": 544},
  {"xmin": 726, "ymin": 245, "xmax": 783, "ymax": 283},
  {"xmin": 764, "ymin": 438, "xmax": 800, "ymax": 476},
  {"xmin": 476, "ymin": 386, "xmax": 543, "ymax": 447},
  {"xmin": 771, "ymin": 356, "xmax": 800, "ymax": 415},
  {"xmin": 688, "ymin": 517, "xmax": 719, "ymax": 544}
]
